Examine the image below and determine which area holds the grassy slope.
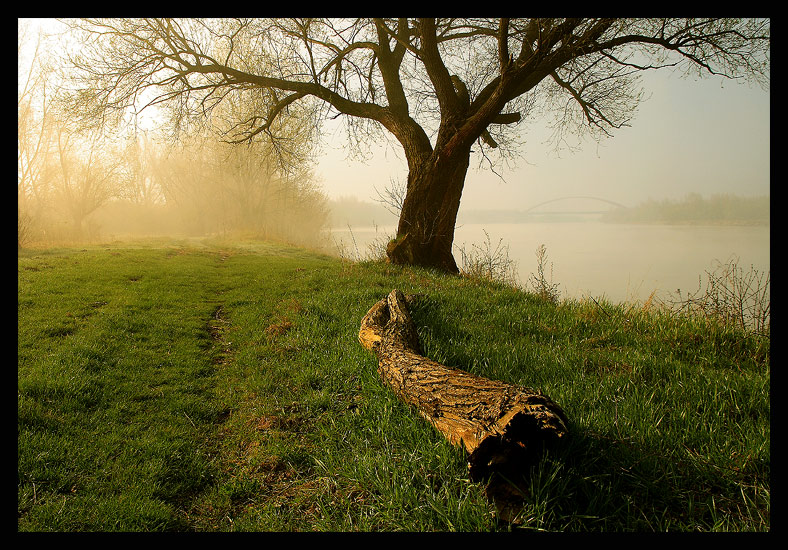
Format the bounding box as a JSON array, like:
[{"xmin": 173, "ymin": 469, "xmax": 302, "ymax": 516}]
[{"xmin": 18, "ymin": 239, "xmax": 769, "ymax": 531}]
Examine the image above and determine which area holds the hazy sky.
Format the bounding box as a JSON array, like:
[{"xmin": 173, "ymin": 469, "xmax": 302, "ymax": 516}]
[
  {"xmin": 316, "ymin": 68, "xmax": 770, "ymax": 211},
  {"xmin": 22, "ymin": 18, "xmax": 769, "ymax": 213}
]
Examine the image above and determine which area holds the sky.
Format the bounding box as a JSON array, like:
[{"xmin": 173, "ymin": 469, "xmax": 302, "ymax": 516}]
[
  {"xmin": 22, "ymin": 18, "xmax": 769, "ymax": 213},
  {"xmin": 315, "ymin": 67, "xmax": 770, "ymax": 211}
]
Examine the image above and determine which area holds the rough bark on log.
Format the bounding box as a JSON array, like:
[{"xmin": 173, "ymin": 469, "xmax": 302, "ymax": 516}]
[{"xmin": 358, "ymin": 289, "xmax": 569, "ymax": 484}]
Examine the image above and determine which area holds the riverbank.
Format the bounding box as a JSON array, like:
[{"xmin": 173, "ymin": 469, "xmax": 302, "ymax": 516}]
[
  {"xmin": 19, "ymin": 238, "xmax": 769, "ymax": 531},
  {"xmin": 325, "ymin": 220, "xmax": 770, "ymax": 306}
]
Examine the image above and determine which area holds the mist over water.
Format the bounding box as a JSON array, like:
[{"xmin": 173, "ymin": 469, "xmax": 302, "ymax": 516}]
[{"xmin": 327, "ymin": 221, "xmax": 770, "ymax": 305}]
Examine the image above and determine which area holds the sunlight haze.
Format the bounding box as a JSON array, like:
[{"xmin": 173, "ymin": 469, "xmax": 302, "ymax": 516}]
[
  {"xmin": 22, "ymin": 18, "xmax": 769, "ymax": 212},
  {"xmin": 19, "ymin": 18, "xmax": 770, "ymax": 303}
]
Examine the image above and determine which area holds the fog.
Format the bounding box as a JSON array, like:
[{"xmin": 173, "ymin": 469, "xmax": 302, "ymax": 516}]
[
  {"xmin": 316, "ymin": 66, "xmax": 770, "ymax": 212},
  {"xmin": 20, "ymin": 18, "xmax": 770, "ymax": 301},
  {"xmin": 18, "ymin": 19, "xmax": 328, "ymax": 249},
  {"xmin": 317, "ymin": 43, "xmax": 770, "ymax": 305}
]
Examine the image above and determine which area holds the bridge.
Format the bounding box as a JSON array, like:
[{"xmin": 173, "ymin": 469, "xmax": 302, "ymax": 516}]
[{"xmin": 522, "ymin": 195, "xmax": 628, "ymax": 215}]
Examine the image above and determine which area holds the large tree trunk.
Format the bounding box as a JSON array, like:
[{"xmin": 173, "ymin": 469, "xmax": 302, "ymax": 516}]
[
  {"xmin": 386, "ymin": 153, "xmax": 469, "ymax": 274},
  {"xmin": 358, "ymin": 289, "xmax": 569, "ymax": 492}
]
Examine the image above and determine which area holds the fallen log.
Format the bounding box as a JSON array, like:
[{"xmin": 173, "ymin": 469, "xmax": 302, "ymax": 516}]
[{"xmin": 358, "ymin": 289, "xmax": 569, "ymax": 485}]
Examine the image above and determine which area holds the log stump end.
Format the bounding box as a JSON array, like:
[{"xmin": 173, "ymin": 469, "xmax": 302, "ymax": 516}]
[{"xmin": 467, "ymin": 408, "xmax": 567, "ymax": 481}]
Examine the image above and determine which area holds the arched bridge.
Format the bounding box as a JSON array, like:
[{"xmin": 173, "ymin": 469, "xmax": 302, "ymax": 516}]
[{"xmin": 523, "ymin": 195, "xmax": 627, "ymax": 215}]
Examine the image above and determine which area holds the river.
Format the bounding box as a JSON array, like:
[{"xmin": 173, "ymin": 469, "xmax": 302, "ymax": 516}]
[{"xmin": 324, "ymin": 221, "xmax": 770, "ymax": 305}]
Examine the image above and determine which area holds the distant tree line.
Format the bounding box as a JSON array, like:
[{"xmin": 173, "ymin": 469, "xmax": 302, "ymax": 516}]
[{"xmin": 601, "ymin": 193, "xmax": 769, "ymax": 225}]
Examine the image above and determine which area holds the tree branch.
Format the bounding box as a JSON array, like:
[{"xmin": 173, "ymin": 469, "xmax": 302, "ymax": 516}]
[
  {"xmin": 416, "ymin": 18, "xmax": 464, "ymax": 115},
  {"xmin": 374, "ymin": 18, "xmax": 411, "ymax": 116}
]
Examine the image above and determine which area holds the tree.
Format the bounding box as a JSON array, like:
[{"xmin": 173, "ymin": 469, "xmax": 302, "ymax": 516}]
[
  {"xmin": 63, "ymin": 18, "xmax": 769, "ymax": 272},
  {"xmin": 49, "ymin": 123, "xmax": 122, "ymax": 239},
  {"xmin": 119, "ymin": 130, "xmax": 166, "ymax": 207}
]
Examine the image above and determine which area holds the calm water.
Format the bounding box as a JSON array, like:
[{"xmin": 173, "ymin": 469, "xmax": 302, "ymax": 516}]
[{"xmin": 326, "ymin": 221, "xmax": 770, "ymax": 304}]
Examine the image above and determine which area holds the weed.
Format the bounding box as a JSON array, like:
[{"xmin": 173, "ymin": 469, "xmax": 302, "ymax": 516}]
[
  {"xmin": 527, "ymin": 244, "xmax": 561, "ymax": 304},
  {"xmin": 663, "ymin": 255, "xmax": 770, "ymax": 336},
  {"xmin": 457, "ymin": 229, "xmax": 520, "ymax": 287}
]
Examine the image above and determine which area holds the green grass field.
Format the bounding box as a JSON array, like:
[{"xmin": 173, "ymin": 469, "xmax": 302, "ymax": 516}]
[{"xmin": 18, "ymin": 238, "xmax": 769, "ymax": 531}]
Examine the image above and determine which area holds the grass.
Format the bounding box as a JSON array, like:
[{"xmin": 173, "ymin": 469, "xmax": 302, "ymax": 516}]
[{"xmin": 18, "ymin": 238, "xmax": 769, "ymax": 531}]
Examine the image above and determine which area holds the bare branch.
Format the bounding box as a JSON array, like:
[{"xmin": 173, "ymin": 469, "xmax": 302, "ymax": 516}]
[{"xmin": 59, "ymin": 17, "xmax": 769, "ymax": 190}]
